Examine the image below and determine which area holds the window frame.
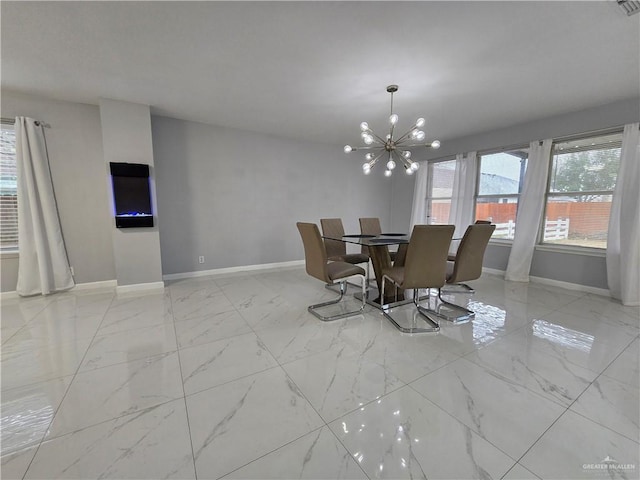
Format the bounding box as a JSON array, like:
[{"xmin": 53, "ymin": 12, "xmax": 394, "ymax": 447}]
[
  {"xmin": 474, "ymin": 146, "xmax": 528, "ymax": 242},
  {"xmin": 539, "ymin": 130, "xmax": 622, "ymax": 251}
]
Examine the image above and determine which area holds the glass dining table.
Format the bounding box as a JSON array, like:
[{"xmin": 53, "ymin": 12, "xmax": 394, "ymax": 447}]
[{"xmin": 322, "ymin": 233, "xmax": 411, "ymax": 308}]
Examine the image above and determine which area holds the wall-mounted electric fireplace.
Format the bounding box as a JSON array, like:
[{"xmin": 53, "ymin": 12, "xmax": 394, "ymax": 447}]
[{"xmin": 109, "ymin": 162, "xmax": 154, "ymax": 228}]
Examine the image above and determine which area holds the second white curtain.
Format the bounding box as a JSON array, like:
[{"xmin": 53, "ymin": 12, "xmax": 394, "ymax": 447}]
[
  {"xmin": 15, "ymin": 117, "xmax": 74, "ymax": 296},
  {"xmin": 409, "ymin": 162, "xmax": 429, "ymax": 228},
  {"xmin": 606, "ymin": 123, "xmax": 640, "ymax": 306},
  {"xmin": 505, "ymin": 139, "xmax": 553, "ymax": 282},
  {"xmin": 449, "ymin": 151, "xmax": 478, "ymax": 237}
]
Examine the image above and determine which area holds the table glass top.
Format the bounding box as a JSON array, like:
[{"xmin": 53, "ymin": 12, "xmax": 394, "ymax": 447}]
[{"xmin": 323, "ymin": 233, "xmax": 410, "ymax": 246}]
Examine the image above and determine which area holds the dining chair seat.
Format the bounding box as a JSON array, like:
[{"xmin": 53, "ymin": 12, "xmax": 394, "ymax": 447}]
[
  {"xmin": 326, "ymin": 261, "xmax": 366, "ymax": 281},
  {"xmin": 328, "ymin": 253, "xmax": 370, "ymax": 264}
]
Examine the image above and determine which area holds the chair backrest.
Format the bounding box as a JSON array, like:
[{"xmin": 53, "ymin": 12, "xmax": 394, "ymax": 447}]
[
  {"xmin": 297, "ymin": 222, "xmax": 329, "ymax": 283},
  {"xmin": 449, "ymin": 224, "xmax": 496, "ymax": 283},
  {"xmin": 475, "ymin": 220, "xmax": 492, "ymax": 224},
  {"xmin": 359, "ymin": 217, "xmax": 382, "ymax": 254},
  {"xmin": 320, "ymin": 218, "xmax": 346, "ymax": 258},
  {"xmin": 402, "ymin": 224, "xmax": 455, "ymax": 289}
]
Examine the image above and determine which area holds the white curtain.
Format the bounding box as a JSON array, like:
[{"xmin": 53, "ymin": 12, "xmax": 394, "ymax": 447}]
[
  {"xmin": 15, "ymin": 117, "xmax": 74, "ymax": 296},
  {"xmin": 505, "ymin": 139, "xmax": 553, "ymax": 282},
  {"xmin": 606, "ymin": 123, "xmax": 639, "ymax": 306},
  {"xmin": 449, "ymin": 151, "xmax": 478, "ymax": 237},
  {"xmin": 409, "ymin": 161, "xmax": 429, "ymax": 227}
]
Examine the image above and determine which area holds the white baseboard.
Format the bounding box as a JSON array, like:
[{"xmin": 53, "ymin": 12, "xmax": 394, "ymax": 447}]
[
  {"xmin": 163, "ymin": 260, "xmax": 305, "ymax": 281},
  {"xmin": 1, "ymin": 261, "xmax": 306, "ymax": 299},
  {"xmin": 482, "ymin": 267, "xmax": 505, "ymax": 277},
  {"xmin": 116, "ymin": 281, "xmax": 165, "ymax": 294},
  {"xmin": 73, "ymin": 280, "xmax": 117, "ymax": 291},
  {"xmin": 0, "ymin": 291, "xmax": 19, "ymax": 300},
  {"xmin": 482, "ymin": 267, "xmax": 610, "ymax": 296},
  {"xmin": 1, "ymin": 279, "xmax": 118, "ymax": 300},
  {"xmin": 529, "ymin": 275, "xmax": 610, "ymax": 297}
]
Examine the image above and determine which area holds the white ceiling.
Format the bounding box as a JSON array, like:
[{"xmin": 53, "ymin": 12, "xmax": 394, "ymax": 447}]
[{"xmin": 2, "ymin": 1, "xmax": 638, "ymax": 146}]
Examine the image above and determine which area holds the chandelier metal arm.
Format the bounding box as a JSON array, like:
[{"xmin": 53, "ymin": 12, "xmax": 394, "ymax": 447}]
[
  {"xmin": 349, "ymin": 145, "xmax": 384, "ymax": 152},
  {"xmin": 393, "ymin": 125, "xmax": 421, "ymax": 145},
  {"xmin": 369, "ymin": 130, "xmax": 388, "ymax": 145},
  {"xmin": 393, "ymin": 149, "xmax": 411, "ymax": 170},
  {"xmin": 368, "ymin": 149, "xmax": 387, "ymax": 167}
]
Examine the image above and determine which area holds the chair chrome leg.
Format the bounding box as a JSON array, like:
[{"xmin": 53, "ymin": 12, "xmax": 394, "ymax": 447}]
[
  {"xmin": 436, "ymin": 288, "xmax": 475, "ymax": 323},
  {"xmin": 381, "ymin": 283, "xmax": 440, "ymax": 333},
  {"xmin": 441, "ymin": 282, "xmax": 475, "ymax": 294},
  {"xmin": 310, "ymin": 275, "xmax": 366, "ymax": 321}
]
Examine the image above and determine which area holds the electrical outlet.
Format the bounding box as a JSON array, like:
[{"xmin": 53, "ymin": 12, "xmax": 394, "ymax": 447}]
[{"xmin": 198, "ymin": 256, "xmax": 205, "ymax": 264}]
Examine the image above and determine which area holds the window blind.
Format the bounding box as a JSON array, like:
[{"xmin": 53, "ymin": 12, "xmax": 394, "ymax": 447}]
[{"xmin": 0, "ymin": 126, "xmax": 18, "ymax": 250}]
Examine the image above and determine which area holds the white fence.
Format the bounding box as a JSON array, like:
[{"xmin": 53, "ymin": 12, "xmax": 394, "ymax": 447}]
[{"xmin": 493, "ymin": 218, "xmax": 569, "ymax": 241}]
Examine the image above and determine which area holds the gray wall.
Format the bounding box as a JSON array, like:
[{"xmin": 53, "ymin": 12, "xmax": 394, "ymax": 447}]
[
  {"xmin": 391, "ymin": 98, "xmax": 640, "ymax": 289},
  {"xmin": 1, "ymin": 90, "xmax": 116, "ymax": 290},
  {"xmin": 99, "ymin": 99, "xmax": 163, "ymax": 286},
  {"xmin": 1, "ymin": 91, "xmax": 392, "ymax": 291},
  {"xmin": 152, "ymin": 116, "xmax": 392, "ymax": 275}
]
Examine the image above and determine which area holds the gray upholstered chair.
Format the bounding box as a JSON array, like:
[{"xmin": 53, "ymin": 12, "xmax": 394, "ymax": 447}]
[
  {"xmin": 359, "ymin": 217, "xmax": 397, "ymax": 261},
  {"xmin": 321, "ymin": 218, "xmax": 369, "ymax": 265},
  {"xmin": 438, "ymin": 223, "xmax": 496, "ymax": 322},
  {"xmin": 380, "ymin": 224, "xmax": 455, "ymax": 333},
  {"xmin": 297, "ymin": 222, "xmax": 366, "ymax": 321}
]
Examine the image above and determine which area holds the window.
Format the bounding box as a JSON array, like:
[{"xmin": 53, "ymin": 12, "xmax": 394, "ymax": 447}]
[
  {"xmin": 543, "ymin": 132, "xmax": 621, "ymax": 249},
  {"xmin": 426, "ymin": 159, "xmax": 456, "ymax": 224},
  {"xmin": 475, "ymin": 149, "xmax": 528, "ymax": 239},
  {"xmin": 0, "ymin": 125, "xmax": 18, "ymax": 251}
]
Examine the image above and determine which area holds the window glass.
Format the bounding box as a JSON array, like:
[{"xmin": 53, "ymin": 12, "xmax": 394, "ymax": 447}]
[
  {"xmin": 544, "ymin": 132, "xmax": 621, "ymax": 248},
  {"xmin": 0, "ymin": 125, "xmax": 18, "ymax": 251},
  {"xmin": 427, "ymin": 159, "xmax": 455, "ymax": 224},
  {"xmin": 475, "ymin": 149, "xmax": 528, "ymax": 239}
]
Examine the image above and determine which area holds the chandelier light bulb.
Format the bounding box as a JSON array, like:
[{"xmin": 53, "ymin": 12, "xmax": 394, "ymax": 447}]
[
  {"xmin": 363, "ymin": 135, "xmax": 374, "ymax": 145},
  {"xmin": 387, "ymin": 159, "xmax": 396, "ymax": 170},
  {"xmin": 402, "ymin": 150, "xmax": 411, "ymax": 159},
  {"xmin": 416, "ymin": 117, "xmax": 425, "ymax": 128},
  {"xmin": 411, "ymin": 162, "xmax": 420, "ymax": 171},
  {"xmin": 344, "ymin": 145, "xmax": 353, "ymax": 153},
  {"xmin": 365, "ymin": 153, "xmax": 374, "ymax": 160},
  {"xmin": 384, "ymin": 169, "xmax": 392, "ymax": 177},
  {"xmin": 362, "ymin": 162, "xmax": 371, "ymax": 172},
  {"xmin": 389, "ymin": 114, "xmax": 398, "ymax": 125},
  {"xmin": 415, "ymin": 131, "xmax": 426, "ymax": 141},
  {"xmin": 410, "ymin": 129, "xmax": 419, "ymax": 139},
  {"xmin": 360, "ymin": 122, "xmax": 369, "ymax": 131},
  {"xmin": 431, "ymin": 140, "xmax": 441, "ymax": 149},
  {"xmin": 405, "ymin": 166, "xmax": 414, "ymax": 175}
]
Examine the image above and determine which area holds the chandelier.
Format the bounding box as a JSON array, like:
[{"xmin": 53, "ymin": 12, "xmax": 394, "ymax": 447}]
[{"xmin": 344, "ymin": 85, "xmax": 440, "ymax": 176}]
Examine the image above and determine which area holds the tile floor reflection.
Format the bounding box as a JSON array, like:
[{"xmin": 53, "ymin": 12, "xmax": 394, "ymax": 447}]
[{"xmin": 1, "ymin": 269, "xmax": 638, "ymax": 479}]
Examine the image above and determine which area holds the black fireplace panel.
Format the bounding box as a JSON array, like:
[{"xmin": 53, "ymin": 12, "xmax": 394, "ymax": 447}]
[{"xmin": 109, "ymin": 162, "xmax": 154, "ymax": 228}]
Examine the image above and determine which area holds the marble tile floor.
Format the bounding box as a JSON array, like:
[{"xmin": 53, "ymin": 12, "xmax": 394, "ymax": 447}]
[{"xmin": 1, "ymin": 268, "xmax": 638, "ymax": 479}]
